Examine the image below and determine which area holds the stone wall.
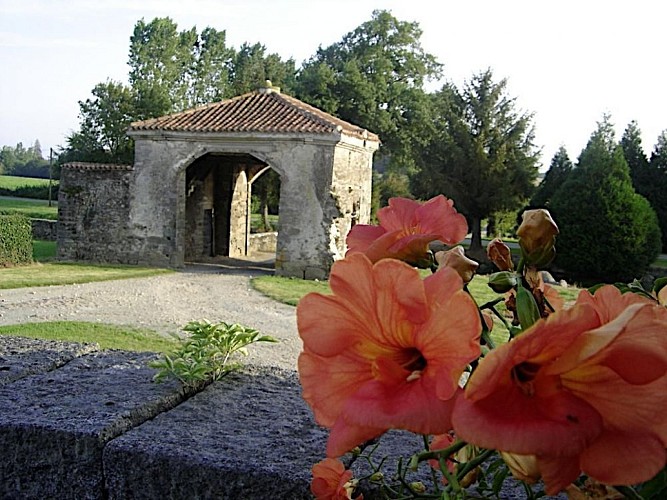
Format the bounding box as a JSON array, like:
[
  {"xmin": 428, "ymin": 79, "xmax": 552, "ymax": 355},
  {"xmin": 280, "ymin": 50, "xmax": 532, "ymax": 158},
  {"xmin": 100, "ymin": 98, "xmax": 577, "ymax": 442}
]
[
  {"xmin": 249, "ymin": 232, "xmax": 278, "ymax": 254},
  {"xmin": 31, "ymin": 219, "xmax": 57, "ymax": 241},
  {"xmin": 57, "ymin": 164, "xmax": 135, "ymax": 263}
]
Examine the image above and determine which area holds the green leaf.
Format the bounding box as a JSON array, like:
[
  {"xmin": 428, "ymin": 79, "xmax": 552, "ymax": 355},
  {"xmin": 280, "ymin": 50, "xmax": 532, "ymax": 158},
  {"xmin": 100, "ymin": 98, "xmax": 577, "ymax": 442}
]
[
  {"xmin": 516, "ymin": 284, "xmax": 541, "ymax": 331},
  {"xmin": 654, "ymin": 277, "xmax": 667, "ymax": 295}
]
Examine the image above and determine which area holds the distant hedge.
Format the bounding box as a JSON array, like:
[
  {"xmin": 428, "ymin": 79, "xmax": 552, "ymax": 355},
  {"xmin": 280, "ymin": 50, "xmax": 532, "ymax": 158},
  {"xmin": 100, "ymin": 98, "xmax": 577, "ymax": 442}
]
[
  {"xmin": 0, "ymin": 214, "xmax": 32, "ymax": 266},
  {"xmin": 0, "ymin": 184, "xmax": 59, "ymax": 200}
]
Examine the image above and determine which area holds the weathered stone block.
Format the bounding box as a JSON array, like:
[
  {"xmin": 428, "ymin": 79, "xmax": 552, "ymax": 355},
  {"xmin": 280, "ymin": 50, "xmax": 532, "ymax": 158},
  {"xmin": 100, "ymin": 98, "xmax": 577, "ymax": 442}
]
[
  {"xmin": 103, "ymin": 365, "xmax": 325, "ymax": 499},
  {"xmin": 30, "ymin": 218, "xmax": 57, "ymax": 241},
  {"xmin": 0, "ymin": 335, "xmax": 98, "ymax": 386},
  {"xmin": 0, "ymin": 351, "xmax": 192, "ymax": 500}
]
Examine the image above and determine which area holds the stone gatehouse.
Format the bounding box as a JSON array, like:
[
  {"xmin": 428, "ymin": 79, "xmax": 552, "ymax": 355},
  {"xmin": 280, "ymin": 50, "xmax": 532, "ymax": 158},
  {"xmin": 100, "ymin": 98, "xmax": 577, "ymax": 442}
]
[{"xmin": 57, "ymin": 85, "xmax": 379, "ymax": 279}]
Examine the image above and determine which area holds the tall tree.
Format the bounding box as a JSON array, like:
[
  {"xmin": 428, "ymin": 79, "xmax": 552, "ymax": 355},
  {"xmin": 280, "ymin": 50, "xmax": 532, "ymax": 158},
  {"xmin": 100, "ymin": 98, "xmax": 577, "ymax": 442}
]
[
  {"xmin": 621, "ymin": 120, "xmax": 649, "ymax": 188},
  {"xmin": 550, "ymin": 116, "xmax": 661, "ymax": 282},
  {"xmin": 295, "ymin": 10, "xmax": 441, "ymax": 173},
  {"xmin": 228, "ymin": 42, "xmax": 296, "ymax": 96},
  {"xmin": 128, "ymin": 18, "xmax": 192, "ymax": 118},
  {"xmin": 530, "ymin": 146, "xmax": 573, "ymax": 208},
  {"xmin": 412, "ymin": 70, "xmax": 539, "ymax": 257},
  {"xmin": 646, "ymin": 131, "xmax": 667, "ymax": 251},
  {"xmin": 187, "ymin": 27, "xmax": 235, "ymax": 106},
  {"xmin": 60, "ymin": 81, "xmax": 136, "ymax": 164},
  {"xmin": 65, "ymin": 17, "xmax": 297, "ymax": 163},
  {"xmin": 31, "ymin": 139, "xmax": 43, "ymax": 160}
]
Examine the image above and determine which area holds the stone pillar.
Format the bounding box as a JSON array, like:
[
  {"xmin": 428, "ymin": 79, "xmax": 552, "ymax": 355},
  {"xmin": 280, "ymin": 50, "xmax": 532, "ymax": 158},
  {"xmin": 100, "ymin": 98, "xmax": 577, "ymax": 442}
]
[{"xmin": 228, "ymin": 167, "xmax": 249, "ymax": 258}]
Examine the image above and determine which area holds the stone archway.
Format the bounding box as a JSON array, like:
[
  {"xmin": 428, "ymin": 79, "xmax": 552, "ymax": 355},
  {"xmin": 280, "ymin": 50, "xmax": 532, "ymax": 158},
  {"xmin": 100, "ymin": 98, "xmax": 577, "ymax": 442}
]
[{"xmin": 58, "ymin": 86, "xmax": 379, "ymax": 279}]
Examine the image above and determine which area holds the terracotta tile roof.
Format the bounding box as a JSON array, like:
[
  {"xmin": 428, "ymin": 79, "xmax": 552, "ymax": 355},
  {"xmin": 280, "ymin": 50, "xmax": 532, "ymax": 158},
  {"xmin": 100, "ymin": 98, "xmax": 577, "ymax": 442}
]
[
  {"xmin": 63, "ymin": 162, "xmax": 133, "ymax": 171},
  {"xmin": 129, "ymin": 90, "xmax": 380, "ymax": 142}
]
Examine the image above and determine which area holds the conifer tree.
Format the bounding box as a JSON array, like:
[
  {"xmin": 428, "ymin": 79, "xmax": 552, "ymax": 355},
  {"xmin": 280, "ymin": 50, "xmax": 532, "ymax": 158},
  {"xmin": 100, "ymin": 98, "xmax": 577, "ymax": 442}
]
[
  {"xmin": 530, "ymin": 146, "xmax": 573, "ymax": 208},
  {"xmin": 550, "ymin": 116, "xmax": 661, "ymax": 283}
]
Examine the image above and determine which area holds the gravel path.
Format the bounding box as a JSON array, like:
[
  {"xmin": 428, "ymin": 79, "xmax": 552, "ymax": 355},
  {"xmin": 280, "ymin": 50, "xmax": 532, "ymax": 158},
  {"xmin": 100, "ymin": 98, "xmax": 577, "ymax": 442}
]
[{"xmin": 0, "ymin": 262, "xmax": 301, "ymax": 371}]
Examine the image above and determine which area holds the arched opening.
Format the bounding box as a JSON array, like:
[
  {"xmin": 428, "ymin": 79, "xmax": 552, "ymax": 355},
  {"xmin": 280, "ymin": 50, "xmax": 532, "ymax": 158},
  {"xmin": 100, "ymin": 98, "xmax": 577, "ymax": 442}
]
[
  {"xmin": 249, "ymin": 166, "xmax": 281, "ymax": 247},
  {"xmin": 183, "ymin": 152, "xmax": 279, "ymax": 264}
]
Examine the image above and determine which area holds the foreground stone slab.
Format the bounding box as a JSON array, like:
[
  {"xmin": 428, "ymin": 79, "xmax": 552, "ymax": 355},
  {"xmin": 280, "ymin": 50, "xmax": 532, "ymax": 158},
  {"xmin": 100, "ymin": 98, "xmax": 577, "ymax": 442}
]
[
  {"xmin": 0, "ymin": 350, "xmax": 193, "ymax": 499},
  {"xmin": 0, "ymin": 335, "xmax": 99, "ymax": 386},
  {"xmin": 104, "ymin": 365, "xmax": 327, "ymax": 499}
]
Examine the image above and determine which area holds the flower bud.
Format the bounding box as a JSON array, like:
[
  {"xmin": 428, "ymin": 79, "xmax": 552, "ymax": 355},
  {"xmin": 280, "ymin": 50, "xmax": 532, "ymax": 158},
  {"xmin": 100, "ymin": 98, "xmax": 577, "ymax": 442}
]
[
  {"xmin": 500, "ymin": 452, "xmax": 540, "ymax": 484},
  {"xmin": 517, "ymin": 209, "xmax": 559, "ymax": 267},
  {"xmin": 455, "ymin": 444, "xmax": 480, "ymax": 488},
  {"xmin": 369, "ymin": 471, "xmax": 384, "ymax": 482},
  {"xmin": 435, "ymin": 246, "xmax": 478, "ymax": 284},
  {"xmin": 516, "ymin": 283, "xmax": 541, "ymax": 330},
  {"xmin": 487, "ymin": 238, "xmax": 514, "ymax": 271},
  {"xmin": 410, "ymin": 482, "xmax": 426, "ymax": 494},
  {"xmin": 487, "ymin": 271, "xmax": 517, "ymax": 293}
]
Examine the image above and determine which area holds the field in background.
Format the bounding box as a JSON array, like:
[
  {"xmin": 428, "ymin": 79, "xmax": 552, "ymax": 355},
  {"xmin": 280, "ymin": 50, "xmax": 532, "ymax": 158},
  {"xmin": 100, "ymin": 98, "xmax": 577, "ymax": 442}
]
[
  {"xmin": 0, "ymin": 197, "xmax": 57, "ymax": 219},
  {"xmin": 0, "ymin": 175, "xmax": 54, "ymax": 189}
]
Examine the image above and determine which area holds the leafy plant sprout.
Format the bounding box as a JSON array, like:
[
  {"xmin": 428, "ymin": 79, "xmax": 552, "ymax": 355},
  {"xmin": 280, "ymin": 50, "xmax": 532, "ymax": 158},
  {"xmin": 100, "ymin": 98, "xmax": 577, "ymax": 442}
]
[{"xmin": 150, "ymin": 320, "xmax": 277, "ymax": 387}]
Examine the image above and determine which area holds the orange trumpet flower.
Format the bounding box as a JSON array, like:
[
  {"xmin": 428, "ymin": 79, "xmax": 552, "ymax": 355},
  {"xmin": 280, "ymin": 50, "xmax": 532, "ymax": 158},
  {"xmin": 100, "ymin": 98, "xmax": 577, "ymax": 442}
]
[
  {"xmin": 298, "ymin": 254, "xmax": 481, "ymax": 457},
  {"xmin": 453, "ymin": 285, "xmax": 667, "ymax": 494},
  {"xmin": 346, "ymin": 195, "xmax": 467, "ymax": 266}
]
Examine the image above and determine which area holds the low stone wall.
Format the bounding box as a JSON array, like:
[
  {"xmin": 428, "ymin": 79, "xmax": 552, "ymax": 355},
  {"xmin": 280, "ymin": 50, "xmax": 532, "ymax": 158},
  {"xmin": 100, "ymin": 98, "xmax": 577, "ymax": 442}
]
[
  {"xmin": 0, "ymin": 336, "xmax": 563, "ymax": 499},
  {"xmin": 248, "ymin": 231, "xmax": 277, "ymax": 254},
  {"xmin": 31, "ymin": 218, "xmax": 57, "ymax": 241}
]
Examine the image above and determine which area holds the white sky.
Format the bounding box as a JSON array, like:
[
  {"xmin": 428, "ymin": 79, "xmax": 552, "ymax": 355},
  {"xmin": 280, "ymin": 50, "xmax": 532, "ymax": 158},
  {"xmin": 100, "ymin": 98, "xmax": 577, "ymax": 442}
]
[{"xmin": 1, "ymin": 0, "xmax": 665, "ymax": 169}]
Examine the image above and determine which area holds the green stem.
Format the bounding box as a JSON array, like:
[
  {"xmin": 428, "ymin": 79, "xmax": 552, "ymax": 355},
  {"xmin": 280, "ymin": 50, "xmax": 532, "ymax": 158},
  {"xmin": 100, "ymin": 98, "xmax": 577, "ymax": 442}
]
[
  {"xmin": 481, "ymin": 329, "xmax": 496, "ymax": 350},
  {"xmin": 479, "ymin": 297, "xmax": 504, "ymax": 309},
  {"xmin": 410, "ymin": 440, "xmax": 468, "ymax": 469},
  {"xmin": 516, "ymin": 256, "xmax": 526, "ymax": 275},
  {"xmin": 456, "ymin": 448, "xmax": 495, "ymax": 481},
  {"xmin": 489, "ymin": 304, "xmax": 512, "ymax": 332}
]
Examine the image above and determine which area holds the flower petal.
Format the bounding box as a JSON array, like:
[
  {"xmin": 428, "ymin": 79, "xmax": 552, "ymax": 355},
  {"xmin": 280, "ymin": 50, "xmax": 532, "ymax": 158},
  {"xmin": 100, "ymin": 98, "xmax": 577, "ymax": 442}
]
[
  {"xmin": 327, "ymin": 417, "xmax": 385, "ymax": 458},
  {"xmin": 464, "ymin": 304, "xmax": 600, "ymax": 402},
  {"xmin": 299, "ymin": 351, "xmax": 370, "ymax": 427},
  {"xmin": 297, "ymin": 293, "xmax": 364, "ymax": 356},
  {"xmin": 576, "ymin": 285, "xmax": 649, "ymax": 324},
  {"xmin": 562, "ymin": 363, "xmax": 667, "ymax": 437},
  {"xmin": 340, "ymin": 375, "xmax": 459, "ymax": 436},
  {"xmin": 580, "ymin": 430, "xmax": 667, "ymax": 486},
  {"xmin": 346, "ymin": 224, "xmax": 387, "ymax": 256},
  {"xmin": 415, "ymin": 195, "xmax": 468, "ymax": 244},
  {"xmin": 377, "ymin": 197, "xmax": 419, "ymax": 231},
  {"xmin": 537, "ymin": 455, "xmax": 582, "ymax": 496},
  {"xmin": 453, "ymin": 384, "xmax": 602, "ymax": 456}
]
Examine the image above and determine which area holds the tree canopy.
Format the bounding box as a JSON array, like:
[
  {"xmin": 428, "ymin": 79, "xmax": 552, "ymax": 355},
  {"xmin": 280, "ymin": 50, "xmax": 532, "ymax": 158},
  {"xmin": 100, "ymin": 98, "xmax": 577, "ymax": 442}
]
[
  {"xmin": 0, "ymin": 141, "xmax": 49, "ymax": 178},
  {"xmin": 295, "ymin": 10, "xmax": 441, "ymax": 173},
  {"xmin": 411, "ymin": 69, "xmax": 540, "ymax": 256},
  {"xmin": 621, "ymin": 122, "xmax": 667, "ymax": 252},
  {"xmin": 61, "ymin": 17, "xmax": 296, "ymax": 165}
]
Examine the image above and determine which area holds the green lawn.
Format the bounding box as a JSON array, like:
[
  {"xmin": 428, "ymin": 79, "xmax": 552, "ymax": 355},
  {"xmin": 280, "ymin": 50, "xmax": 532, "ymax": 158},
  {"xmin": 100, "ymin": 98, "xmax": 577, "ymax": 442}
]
[
  {"xmin": 0, "ymin": 175, "xmax": 54, "ymax": 189},
  {"xmin": 0, "ymin": 197, "xmax": 58, "ymax": 219},
  {"xmin": 0, "ymin": 262, "xmax": 172, "ymax": 289},
  {"xmin": 0, "ymin": 321, "xmax": 177, "ymax": 353},
  {"xmin": 653, "ymin": 255, "xmax": 667, "ymax": 269},
  {"xmin": 252, "ymin": 273, "xmax": 580, "ymax": 308},
  {"xmin": 33, "ymin": 239, "xmax": 57, "ymax": 261}
]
